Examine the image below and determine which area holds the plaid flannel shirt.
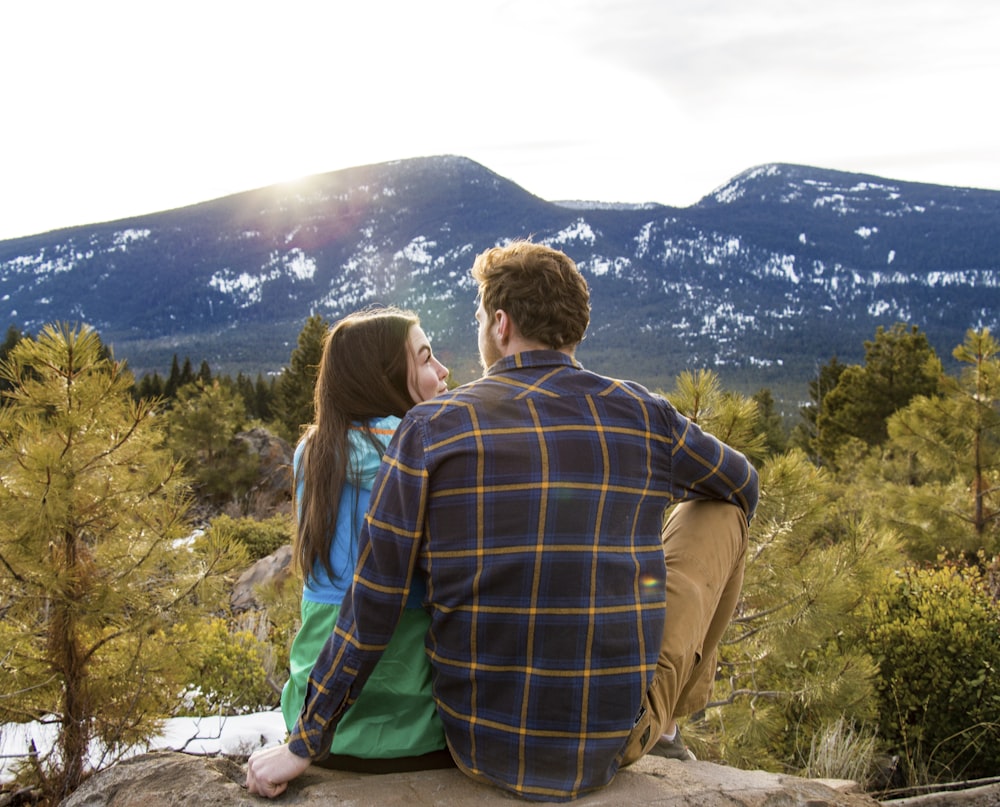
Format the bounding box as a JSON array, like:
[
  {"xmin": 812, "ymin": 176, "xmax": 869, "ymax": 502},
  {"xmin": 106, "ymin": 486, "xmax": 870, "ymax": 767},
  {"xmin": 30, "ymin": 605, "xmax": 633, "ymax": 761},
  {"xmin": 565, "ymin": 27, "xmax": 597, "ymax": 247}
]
[{"xmin": 289, "ymin": 351, "xmax": 759, "ymax": 801}]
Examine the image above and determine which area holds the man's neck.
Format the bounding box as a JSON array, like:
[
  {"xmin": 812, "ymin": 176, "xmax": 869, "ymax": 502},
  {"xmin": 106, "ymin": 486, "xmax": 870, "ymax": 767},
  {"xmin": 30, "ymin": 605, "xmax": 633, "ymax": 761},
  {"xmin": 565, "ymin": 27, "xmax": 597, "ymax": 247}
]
[{"xmin": 503, "ymin": 337, "xmax": 575, "ymax": 360}]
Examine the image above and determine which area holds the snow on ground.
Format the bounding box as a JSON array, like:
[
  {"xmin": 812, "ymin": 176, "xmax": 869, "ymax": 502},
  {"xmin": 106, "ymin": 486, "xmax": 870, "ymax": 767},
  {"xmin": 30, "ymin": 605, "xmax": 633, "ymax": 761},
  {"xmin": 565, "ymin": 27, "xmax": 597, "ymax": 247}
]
[{"xmin": 0, "ymin": 711, "xmax": 287, "ymax": 784}]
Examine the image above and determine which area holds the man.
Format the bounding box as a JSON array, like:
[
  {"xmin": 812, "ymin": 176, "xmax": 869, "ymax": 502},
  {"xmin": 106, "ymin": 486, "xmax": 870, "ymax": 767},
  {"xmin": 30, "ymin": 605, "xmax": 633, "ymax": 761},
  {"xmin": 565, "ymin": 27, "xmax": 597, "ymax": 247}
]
[{"xmin": 247, "ymin": 240, "xmax": 759, "ymax": 802}]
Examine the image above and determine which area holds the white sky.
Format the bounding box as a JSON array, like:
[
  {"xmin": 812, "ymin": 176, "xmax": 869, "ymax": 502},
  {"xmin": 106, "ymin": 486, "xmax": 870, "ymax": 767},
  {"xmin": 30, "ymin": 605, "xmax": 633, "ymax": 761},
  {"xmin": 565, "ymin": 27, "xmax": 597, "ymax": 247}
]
[{"xmin": 2, "ymin": 0, "xmax": 998, "ymax": 242}]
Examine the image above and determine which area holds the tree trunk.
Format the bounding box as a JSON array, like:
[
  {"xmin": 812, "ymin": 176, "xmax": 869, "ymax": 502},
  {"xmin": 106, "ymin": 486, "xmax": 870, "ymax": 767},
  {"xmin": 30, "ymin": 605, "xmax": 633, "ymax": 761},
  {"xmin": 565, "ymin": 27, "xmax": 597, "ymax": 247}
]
[{"xmin": 49, "ymin": 528, "xmax": 90, "ymax": 802}]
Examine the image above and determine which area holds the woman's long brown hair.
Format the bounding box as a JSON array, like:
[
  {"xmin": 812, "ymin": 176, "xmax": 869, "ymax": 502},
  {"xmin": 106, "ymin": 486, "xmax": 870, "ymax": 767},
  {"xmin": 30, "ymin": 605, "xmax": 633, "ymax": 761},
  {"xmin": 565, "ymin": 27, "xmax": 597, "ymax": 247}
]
[{"xmin": 295, "ymin": 307, "xmax": 420, "ymax": 583}]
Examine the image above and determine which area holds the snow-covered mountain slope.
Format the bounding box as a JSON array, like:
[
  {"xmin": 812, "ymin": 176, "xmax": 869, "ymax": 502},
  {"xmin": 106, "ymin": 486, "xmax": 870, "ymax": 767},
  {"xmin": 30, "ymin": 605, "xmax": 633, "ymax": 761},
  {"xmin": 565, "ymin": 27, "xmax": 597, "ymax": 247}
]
[{"xmin": 1, "ymin": 156, "xmax": 997, "ymax": 392}]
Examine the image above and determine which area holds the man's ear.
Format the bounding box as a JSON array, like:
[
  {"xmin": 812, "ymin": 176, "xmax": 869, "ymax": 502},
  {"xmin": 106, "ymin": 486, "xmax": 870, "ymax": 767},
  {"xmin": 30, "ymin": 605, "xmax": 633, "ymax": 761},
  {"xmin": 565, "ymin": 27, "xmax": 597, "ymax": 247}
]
[{"xmin": 494, "ymin": 309, "xmax": 511, "ymax": 345}]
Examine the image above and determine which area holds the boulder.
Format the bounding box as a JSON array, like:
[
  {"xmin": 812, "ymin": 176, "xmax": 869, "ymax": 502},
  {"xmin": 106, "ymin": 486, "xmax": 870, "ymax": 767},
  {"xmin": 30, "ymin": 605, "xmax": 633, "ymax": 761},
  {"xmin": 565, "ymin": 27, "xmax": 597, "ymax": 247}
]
[
  {"xmin": 231, "ymin": 544, "xmax": 293, "ymax": 613},
  {"xmin": 234, "ymin": 427, "xmax": 294, "ymax": 516},
  {"xmin": 59, "ymin": 750, "xmax": 882, "ymax": 807}
]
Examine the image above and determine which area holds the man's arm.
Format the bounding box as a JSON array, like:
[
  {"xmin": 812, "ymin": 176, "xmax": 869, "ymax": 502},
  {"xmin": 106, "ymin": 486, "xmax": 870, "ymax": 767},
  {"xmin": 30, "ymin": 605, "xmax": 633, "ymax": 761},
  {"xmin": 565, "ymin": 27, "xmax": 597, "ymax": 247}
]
[{"xmin": 668, "ymin": 406, "xmax": 760, "ymax": 519}]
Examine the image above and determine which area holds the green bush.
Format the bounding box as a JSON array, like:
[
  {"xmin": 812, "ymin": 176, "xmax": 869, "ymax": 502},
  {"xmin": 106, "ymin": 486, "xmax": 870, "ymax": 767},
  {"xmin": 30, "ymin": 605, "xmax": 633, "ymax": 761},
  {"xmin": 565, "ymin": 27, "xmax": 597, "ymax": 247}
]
[
  {"xmin": 864, "ymin": 558, "xmax": 1000, "ymax": 785},
  {"xmin": 207, "ymin": 513, "xmax": 291, "ymax": 561},
  {"xmin": 173, "ymin": 616, "xmax": 278, "ymax": 715}
]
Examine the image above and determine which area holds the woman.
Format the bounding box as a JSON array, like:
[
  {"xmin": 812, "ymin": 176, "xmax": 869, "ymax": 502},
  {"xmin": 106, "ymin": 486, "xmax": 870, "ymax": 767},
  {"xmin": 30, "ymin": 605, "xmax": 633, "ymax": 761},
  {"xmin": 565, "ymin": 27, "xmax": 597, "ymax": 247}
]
[{"xmin": 280, "ymin": 306, "xmax": 451, "ymax": 771}]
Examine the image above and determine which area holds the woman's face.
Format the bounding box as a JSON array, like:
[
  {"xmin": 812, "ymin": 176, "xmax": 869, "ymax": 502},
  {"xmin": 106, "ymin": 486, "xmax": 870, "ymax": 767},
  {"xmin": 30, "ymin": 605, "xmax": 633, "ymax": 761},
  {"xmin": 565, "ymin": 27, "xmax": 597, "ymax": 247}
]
[{"xmin": 407, "ymin": 325, "xmax": 449, "ymax": 402}]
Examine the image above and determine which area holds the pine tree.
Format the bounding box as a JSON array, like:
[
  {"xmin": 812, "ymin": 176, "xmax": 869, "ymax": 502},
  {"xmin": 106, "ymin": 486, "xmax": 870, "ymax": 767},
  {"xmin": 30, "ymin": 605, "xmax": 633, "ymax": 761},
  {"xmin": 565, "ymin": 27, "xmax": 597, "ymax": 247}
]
[
  {"xmin": 235, "ymin": 372, "xmax": 255, "ymax": 416},
  {"xmin": 665, "ymin": 369, "xmax": 767, "ymax": 460},
  {"xmin": 815, "ymin": 323, "xmax": 941, "ymax": 468},
  {"xmin": 0, "ymin": 323, "xmax": 246, "ymax": 802},
  {"xmin": 134, "ymin": 371, "xmax": 164, "ymax": 401},
  {"xmin": 752, "ymin": 388, "xmax": 789, "ymax": 456},
  {"xmin": 164, "ymin": 354, "xmax": 182, "ymax": 399},
  {"xmin": 253, "ymin": 373, "xmax": 275, "ymax": 422},
  {"xmin": 664, "ymin": 370, "xmax": 895, "ymax": 777},
  {"xmin": 164, "ymin": 379, "xmax": 259, "ymax": 506},
  {"xmin": 196, "ymin": 359, "xmax": 213, "ymax": 386},
  {"xmin": 273, "ymin": 314, "xmax": 328, "ymax": 441},
  {"xmin": 176, "ymin": 357, "xmax": 196, "ymax": 391},
  {"xmin": 789, "ymin": 356, "xmax": 846, "ymax": 461},
  {"xmin": 880, "ymin": 328, "xmax": 1000, "ymax": 558},
  {"xmin": 0, "ymin": 324, "xmax": 24, "ymax": 399},
  {"xmin": 704, "ymin": 449, "xmax": 897, "ymax": 775}
]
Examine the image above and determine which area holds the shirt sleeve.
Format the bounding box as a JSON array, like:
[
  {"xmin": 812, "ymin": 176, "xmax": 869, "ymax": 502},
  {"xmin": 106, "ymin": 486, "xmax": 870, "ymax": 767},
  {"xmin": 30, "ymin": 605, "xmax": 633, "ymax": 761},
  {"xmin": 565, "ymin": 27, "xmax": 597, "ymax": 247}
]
[
  {"xmin": 287, "ymin": 414, "xmax": 427, "ymax": 759},
  {"xmin": 663, "ymin": 400, "xmax": 760, "ymax": 520}
]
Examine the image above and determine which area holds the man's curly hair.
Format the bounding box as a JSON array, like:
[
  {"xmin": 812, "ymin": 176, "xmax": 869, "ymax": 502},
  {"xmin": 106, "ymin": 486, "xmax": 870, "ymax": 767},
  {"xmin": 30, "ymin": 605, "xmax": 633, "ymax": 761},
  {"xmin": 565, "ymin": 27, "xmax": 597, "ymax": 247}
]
[{"xmin": 471, "ymin": 240, "xmax": 590, "ymax": 350}]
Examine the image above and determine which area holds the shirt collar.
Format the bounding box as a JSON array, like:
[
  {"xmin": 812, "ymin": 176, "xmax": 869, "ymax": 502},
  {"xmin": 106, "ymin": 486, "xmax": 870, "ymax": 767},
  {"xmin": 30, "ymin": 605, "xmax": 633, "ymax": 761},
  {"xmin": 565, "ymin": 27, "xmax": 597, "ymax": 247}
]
[{"xmin": 485, "ymin": 349, "xmax": 581, "ymax": 377}]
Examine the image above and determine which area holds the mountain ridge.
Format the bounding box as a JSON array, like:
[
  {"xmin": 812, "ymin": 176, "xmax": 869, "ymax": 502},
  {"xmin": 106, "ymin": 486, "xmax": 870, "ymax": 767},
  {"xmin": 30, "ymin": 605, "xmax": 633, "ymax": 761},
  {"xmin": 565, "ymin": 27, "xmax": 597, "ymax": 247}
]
[{"xmin": 2, "ymin": 155, "xmax": 997, "ymax": 402}]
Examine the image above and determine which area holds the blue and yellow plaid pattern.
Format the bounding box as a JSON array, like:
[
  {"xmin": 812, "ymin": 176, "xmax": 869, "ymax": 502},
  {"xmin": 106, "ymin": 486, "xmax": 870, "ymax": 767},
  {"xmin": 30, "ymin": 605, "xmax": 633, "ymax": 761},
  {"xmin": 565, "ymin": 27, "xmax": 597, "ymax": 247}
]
[{"xmin": 289, "ymin": 351, "xmax": 759, "ymax": 801}]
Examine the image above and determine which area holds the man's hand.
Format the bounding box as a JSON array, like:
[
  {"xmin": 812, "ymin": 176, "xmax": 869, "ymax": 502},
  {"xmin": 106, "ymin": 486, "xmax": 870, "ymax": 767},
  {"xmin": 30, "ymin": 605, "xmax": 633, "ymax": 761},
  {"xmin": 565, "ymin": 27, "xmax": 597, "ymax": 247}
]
[{"xmin": 246, "ymin": 743, "xmax": 312, "ymax": 798}]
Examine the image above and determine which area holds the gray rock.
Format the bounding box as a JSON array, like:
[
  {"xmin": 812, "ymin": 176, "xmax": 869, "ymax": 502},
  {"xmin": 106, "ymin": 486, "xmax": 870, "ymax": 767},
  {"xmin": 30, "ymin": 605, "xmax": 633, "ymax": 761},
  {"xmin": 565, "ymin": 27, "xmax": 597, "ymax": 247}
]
[
  {"xmin": 234, "ymin": 427, "xmax": 294, "ymax": 515},
  {"xmin": 230, "ymin": 544, "xmax": 293, "ymax": 613},
  {"xmin": 60, "ymin": 750, "xmax": 883, "ymax": 806}
]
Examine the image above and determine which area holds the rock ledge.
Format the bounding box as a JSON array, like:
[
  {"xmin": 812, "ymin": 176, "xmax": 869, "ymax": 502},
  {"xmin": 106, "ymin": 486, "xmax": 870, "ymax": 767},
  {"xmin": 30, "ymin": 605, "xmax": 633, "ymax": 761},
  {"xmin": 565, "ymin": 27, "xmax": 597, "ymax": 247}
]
[{"xmin": 60, "ymin": 750, "xmax": 880, "ymax": 806}]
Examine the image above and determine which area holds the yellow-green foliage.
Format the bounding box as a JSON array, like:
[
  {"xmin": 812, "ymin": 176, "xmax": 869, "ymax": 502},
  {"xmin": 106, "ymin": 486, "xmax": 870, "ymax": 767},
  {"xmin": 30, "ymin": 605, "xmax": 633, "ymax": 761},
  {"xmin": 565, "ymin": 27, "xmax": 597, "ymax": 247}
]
[
  {"xmin": 864, "ymin": 559, "xmax": 1000, "ymax": 784},
  {"xmin": 704, "ymin": 449, "xmax": 898, "ymax": 778},
  {"xmin": 660, "ymin": 372, "xmax": 892, "ymax": 777},
  {"xmin": 207, "ymin": 513, "xmax": 292, "ymax": 561},
  {"xmin": 173, "ymin": 616, "xmax": 278, "ymax": 716},
  {"xmin": 253, "ymin": 577, "xmax": 300, "ymax": 678},
  {"xmin": 665, "ymin": 369, "xmax": 768, "ymax": 461},
  {"xmin": 0, "ymin": 324, "xmax": 248, "ymax": 801},
  {"xmin": 871, "ymin": 328, "xmax": 1000, "ymax": 561}
]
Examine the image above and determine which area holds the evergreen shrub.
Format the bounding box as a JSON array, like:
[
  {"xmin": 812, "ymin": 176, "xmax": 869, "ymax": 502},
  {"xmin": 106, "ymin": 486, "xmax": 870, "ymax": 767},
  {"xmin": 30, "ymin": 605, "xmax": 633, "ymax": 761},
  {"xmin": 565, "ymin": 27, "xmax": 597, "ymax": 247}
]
[
  {"xmin": 174, "ymin": 617, "xmax": 277, "ymax": 716},
  {"xmin": 864, "ymin": 558, "xmax": 1000, "ymax": 784},
  {"xmin": 207, "ymin": 513, "xmax": 292, "ymax": 561}
]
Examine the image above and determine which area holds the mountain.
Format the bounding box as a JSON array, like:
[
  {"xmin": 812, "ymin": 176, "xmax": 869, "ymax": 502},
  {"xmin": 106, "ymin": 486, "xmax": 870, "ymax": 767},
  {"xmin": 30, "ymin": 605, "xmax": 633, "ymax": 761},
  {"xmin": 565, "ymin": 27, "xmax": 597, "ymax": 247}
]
[{"xmin": 1, "ymin": 156, "xmax": 997, "ymax": 404}]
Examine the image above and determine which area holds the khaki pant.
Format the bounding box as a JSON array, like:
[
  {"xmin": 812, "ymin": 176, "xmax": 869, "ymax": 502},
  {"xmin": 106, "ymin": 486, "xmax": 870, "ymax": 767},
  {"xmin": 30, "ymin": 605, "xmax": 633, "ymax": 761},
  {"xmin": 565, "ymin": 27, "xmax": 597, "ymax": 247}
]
[{"xmin": 621, "ymin": 499, "xmax": 749, "ymax": 765}]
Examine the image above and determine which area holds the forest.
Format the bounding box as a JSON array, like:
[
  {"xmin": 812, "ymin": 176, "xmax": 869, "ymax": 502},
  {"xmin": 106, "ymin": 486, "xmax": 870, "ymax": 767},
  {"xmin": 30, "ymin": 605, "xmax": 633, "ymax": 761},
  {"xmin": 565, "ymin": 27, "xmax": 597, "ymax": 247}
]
[{"xmin": 1, "ymin": 317, "xmax": 998, "ymax": 805}]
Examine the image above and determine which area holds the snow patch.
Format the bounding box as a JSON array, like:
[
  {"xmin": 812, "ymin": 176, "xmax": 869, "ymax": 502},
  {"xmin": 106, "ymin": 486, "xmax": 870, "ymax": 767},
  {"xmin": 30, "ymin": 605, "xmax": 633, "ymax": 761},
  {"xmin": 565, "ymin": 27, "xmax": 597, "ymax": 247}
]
[
  {"xmin": 208, "ymin": 250, "xmax": 316, "ymax": 307},
  {"xmin": 634, "ymin": 222, "xmax": 654, "ymax": 257},
  {"xmin": 580, "ymin": 255, "xmax": 632, "ymax": 278},
  {"xmin": 396, "ymin": 236, "xmax": 437, "ymax": 266},
  {"xmin": 112, "ymin": 229, "xmax": 151, "ymax": 248},
  {"xmin": 812, "ymin": 194, "xmax": 854, "ymax": 215},
  {"xmin": 0, "ymin": 712, "xmax": 288, "ymax": 784},
  {"xmin": 544, "ymin": 218, "xmax": 597, "ymax": 247},
  {"xmin": 283, "ymin": 249, "xmax": 316, "ymax": 281}
]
